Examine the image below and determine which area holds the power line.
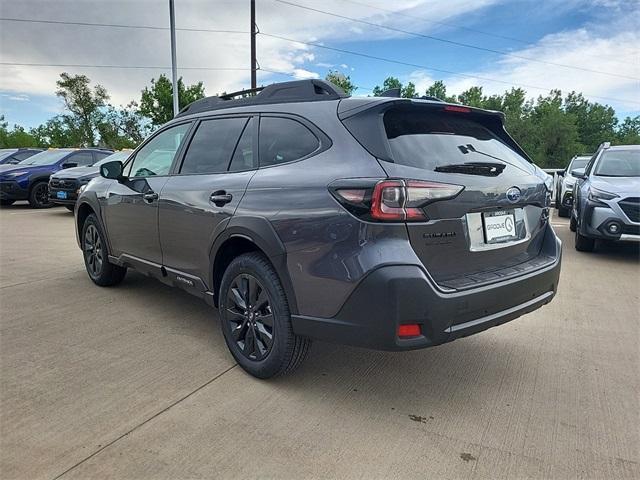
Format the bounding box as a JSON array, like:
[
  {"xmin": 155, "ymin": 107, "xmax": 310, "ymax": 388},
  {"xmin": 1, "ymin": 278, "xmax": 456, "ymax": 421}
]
[
  {"xmin": 258, "ymin": 32, "xmax": 640, "ymax": 105},
  {"xmin": 273, "ymin": 0, "xmax": 640, "ymax": 81},
  {"xmin": 0, "ymin": 61, "xmax": 251, "ymax": 71},
  {"xmin": 0, "ymin": 17, "xmax": 247, "ymax": 34}
]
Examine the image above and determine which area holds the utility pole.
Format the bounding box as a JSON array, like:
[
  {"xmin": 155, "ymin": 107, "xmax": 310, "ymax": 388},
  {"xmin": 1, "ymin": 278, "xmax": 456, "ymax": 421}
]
[
  {"xmin": 169, "ymin": 0, "xmax": 179, "ymax": 117},
  {"xmin": 250, "ymin": 0, "xmax": 257, "ymax": 89}
]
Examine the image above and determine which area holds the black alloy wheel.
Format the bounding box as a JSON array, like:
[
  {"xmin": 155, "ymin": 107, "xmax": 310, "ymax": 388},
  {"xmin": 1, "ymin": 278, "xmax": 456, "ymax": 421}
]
[
  {"xmin": 84, "ymin": 223, "xmax": 104, "ymax": 278},
  {"xmin": 224, "ymin": 273, "xmax": 274, "ymax": 361},
  {"xmin": 29, "ymin": 182, "xmax": 53, "ymax": 208}
]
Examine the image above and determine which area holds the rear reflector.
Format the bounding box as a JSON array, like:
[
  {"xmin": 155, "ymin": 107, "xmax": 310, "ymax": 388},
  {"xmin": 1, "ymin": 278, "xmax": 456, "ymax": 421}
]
[{"xmin": 398, "ymin": 324, "xmax": 421, "ymax": 338}]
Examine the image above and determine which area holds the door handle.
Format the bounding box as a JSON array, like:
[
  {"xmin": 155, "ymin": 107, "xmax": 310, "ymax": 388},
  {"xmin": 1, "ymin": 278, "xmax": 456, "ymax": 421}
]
[
  {"xmin": 143, "ymin": 192, "xmax": 159, "ymax": 203},
  {"xmin": 210, "ymin": 191, "xmax": 233, "ymax": 207}
]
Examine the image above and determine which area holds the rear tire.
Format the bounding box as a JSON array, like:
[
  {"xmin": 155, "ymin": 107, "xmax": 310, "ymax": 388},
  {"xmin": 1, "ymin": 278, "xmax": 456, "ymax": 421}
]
[
  {"xmin": 28, "ymin": 181, "xmax": 53, "ymax": 208},
  {"xmin": 0, "ymin": 200, "xmax": 15, "ymax": 206},
  {"xmin": 219, "ymin": 252, "xmax": 310, "ymax": 379},
  {"xmin": 82, "ymin": 214, "xmax": 127, "ymax": 286},
  {"xmin": 558, "ymin": 206, "xmax": 569, "ymax": 218},
  {"xmin": 569, "ymin": 214, "xmax": 577, "ymax": 232}
]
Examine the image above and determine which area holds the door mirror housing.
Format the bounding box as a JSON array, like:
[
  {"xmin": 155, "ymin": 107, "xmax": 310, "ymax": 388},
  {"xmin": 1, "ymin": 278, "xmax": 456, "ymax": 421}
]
[
  {"xmin": 100, "ymin": 160, "xmax": 124, "ymax": 180},
  {"xmin": 62, "ymin": 161, "xmax": 78, "ymax": 169},
  {"xmin": 571, "ymin": 167, "xmax": 586, "ymax": 179}
]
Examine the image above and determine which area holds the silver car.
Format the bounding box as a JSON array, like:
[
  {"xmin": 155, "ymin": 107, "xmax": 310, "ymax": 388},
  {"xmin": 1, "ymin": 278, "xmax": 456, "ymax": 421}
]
[{"xmin": 571, "ymin": 143, "xmax": 640, "ymax": 251}]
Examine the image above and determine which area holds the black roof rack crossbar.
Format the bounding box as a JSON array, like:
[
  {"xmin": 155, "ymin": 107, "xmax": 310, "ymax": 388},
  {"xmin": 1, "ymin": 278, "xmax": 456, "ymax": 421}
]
[{"xmin": 177, "ymin": 79, "xmax": 348, "ymax": 118}]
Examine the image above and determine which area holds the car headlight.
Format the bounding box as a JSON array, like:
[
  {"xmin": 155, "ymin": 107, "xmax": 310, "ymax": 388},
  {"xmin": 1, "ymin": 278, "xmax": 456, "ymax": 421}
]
[
  {"xmin": 78, "ymin": 184, "xmax": 88, "ymax": 195},
  {"xmin": 564, "ymin": 181, "xmax": 575, "ymax": 189},
  {"xmin": 588, "ymin": 187, "xmax": 618, "ymax": 202},
  {"xmin": 4, "ymin": 171, "xmax": 30, "ymax": 178}
]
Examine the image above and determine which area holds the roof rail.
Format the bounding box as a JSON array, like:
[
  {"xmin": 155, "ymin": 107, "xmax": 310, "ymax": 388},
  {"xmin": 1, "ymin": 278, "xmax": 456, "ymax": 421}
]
[{"xmin": 176, "ymin": 79, "xmax": 348, "ymax": 118}]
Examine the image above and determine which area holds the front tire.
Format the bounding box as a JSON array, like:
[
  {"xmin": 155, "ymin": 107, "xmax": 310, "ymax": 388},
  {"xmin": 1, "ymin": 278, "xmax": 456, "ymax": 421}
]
[
  {"xmin": 575, "ymin": 220, "xmax": 595, "ymax": 252},
  {"xmin": 28, "ymin": 181, "xmax": 53, "ymax": 208},
  {"xmin": 558, "ymin": 206, "xmax": 570, "ymax": 218},
  {"xmin": 219, "ymin": 252, "xmax": 310, "ymax": 379},
  {"xmin": 569, "ymin": 214, "xmax": 577, "ymax": 232},
  {"xmin": 82, "ymin": 214, "xmax": 127, "ymax": 286}
]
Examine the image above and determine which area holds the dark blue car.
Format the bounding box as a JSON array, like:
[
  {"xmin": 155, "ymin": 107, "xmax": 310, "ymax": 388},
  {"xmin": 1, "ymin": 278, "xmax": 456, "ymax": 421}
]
[{"xmin": 0, "ymin": 148, "xmax": 112, "ymax": 208}]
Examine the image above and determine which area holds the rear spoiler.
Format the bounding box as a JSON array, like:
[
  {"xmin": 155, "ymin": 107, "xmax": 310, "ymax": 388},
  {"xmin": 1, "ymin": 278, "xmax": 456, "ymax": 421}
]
[{"xmin": 338, "ymin": 98, "xmax": 533, "ymax": 164}]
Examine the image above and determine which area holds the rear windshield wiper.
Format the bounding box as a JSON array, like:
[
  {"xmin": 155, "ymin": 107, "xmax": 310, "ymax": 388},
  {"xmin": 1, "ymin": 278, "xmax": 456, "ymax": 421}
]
[{"xmin": 435, "ymin": 162, "xmax": 506, "ymax": 176}]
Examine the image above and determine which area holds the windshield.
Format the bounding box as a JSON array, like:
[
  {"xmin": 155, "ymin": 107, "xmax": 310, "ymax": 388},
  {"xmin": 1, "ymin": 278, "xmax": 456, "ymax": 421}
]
[
  {"xmin": 94, "ymin": 151, "xmax": 131, "ymax": 167},
  {"xmin": 594, "ymin": 150, "xmax": 640, "ymax": 177},
  {"xmin": 19, "ymin": 150, "xmax": 71, "ymax": 166},
  {"xmin": 569, "ymin": 156, "xmax": 590, "ymax": 170},
  {"xmin": 0, "ymin": 149, "xmax": 18, "ymax": 161},
  {"xmin": 384, "ymin": 109, "xmax": 532, "ymax": 173}
]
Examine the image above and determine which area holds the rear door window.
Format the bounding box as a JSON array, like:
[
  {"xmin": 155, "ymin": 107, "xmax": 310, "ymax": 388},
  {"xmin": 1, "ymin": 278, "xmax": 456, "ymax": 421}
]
[
  {"xmin": 180, "ymin": 117, "xmax": 248, "ymax": 174},
  {"xmin": 383, "ymin": 109, "xmax": 531, "ymax": 171},
  {"xmin": 229, "ymin": 118, "xmax": 256, "ymax": 172},
  {"xmin": 69, "ymin": 151, "xmax": 94, "ymax": 166},
  {"xmin": 259, "ymin": 117, "xmax": 319, "ymax": 167}
]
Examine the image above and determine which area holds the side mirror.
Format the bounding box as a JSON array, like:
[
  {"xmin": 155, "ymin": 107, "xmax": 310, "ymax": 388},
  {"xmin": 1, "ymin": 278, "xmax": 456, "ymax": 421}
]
[
  {"xmin": 62, "ymin": 162, "xmax": 78, "ymax": 169},
  {"xmin": 100, "ymin": 160, "xmax": 124, "ymax": 180},
  {"xmin": 571, "ymin": 167, "xmax": 586, "ymax": 179}
]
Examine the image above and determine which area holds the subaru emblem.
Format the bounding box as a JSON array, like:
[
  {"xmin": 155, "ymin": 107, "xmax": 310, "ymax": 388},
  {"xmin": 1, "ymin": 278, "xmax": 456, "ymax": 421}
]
[{"xmin": 506, "ymin": 187, "xmax": 521, "ymax": 203}]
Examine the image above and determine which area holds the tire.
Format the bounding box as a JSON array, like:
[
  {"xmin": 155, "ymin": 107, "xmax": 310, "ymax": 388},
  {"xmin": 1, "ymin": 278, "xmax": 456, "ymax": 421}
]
[
  {"xmin": 65, "ymin": 205, "xmax": 75, "ymax": 212},
  {"xmin": 569, "ymin": 214, "xmax": 577, "ymax": 232},
  {"xmin": 28, "ymin": 181, "xmax": 53, "ymax": 208},
  {"xmin": 81, "ymin": 214, "xmax": 127, "ymax": 286},
  {"xmin": 0, "ymin": 200, "xmax": 15, "ymax": 206},
  {"xmin": 219, "ymin": 252, "xmax": 311, "ymax": 379},
  {"xmin": 575, "ymin": 220, "xmax": 595, "ymax": 252},
  {"xmin": 558, "ymin": 206, "xmax": 569, "ymax": 218}
]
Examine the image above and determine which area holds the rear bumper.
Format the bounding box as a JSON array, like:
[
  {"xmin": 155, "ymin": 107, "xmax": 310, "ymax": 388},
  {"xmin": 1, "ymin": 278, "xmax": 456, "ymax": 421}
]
[
  {"xmin": 292, "ymin": 227, "xmax": 561, "ymax": 351},
  {"xmin": 0, "ymin": 181, "xmax": 28, "ymax": 201}
]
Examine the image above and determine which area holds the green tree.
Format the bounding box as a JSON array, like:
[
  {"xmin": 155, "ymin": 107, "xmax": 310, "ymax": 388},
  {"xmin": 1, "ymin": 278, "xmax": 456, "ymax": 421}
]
[
  {"xmin": 616, "ymin": 116, "xmax": 640, "ymax": 145},
  {"xmin": 0, "ymin": 116, "xmax": 41, "ymax": 148},
  {"xmin": 564, "ymin": 92, "xmax": 617, "ymax": 152},
  {"xmin": 55, "ymin": 72, "xmax": 109, "ymax": 146},
  {"xmin": 401, "ymin": 81, "xmax": 418, "ymax": 98},
  {"xmin": 425, "ymin": 80, "xmax": 456, "ymax": 102},
  {"xmin": 372, "ymin": 76, "xmax": 402, "ymax": 96},
  {"xmin": 139, "ymin": 75, "xmax": 205, "ymax": 126},
  {"xmin": 325, "ymin": 70, "xmax": 357, "ymax": 95},
  {"xmin": 98, "ymin": 102, "xmax": 149, "ymax": 149},
  {"xmin": 457, "ymin": 86, "xmax": 485, "ymax": 108}
]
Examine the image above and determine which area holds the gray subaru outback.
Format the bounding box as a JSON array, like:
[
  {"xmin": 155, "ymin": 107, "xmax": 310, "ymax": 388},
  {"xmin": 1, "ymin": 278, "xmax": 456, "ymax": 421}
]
[{"xmin": 75, "ymin": 80, "xmax": 561, "ymax": 378}]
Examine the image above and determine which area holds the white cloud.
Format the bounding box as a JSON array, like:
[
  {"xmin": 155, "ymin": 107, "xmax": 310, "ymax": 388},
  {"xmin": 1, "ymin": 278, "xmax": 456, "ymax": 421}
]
[
  {"xmin": 0, "ymin": 0, "xmax": 502, "ymax": 111},
  {"xmin": 442, "ymin": 21, "xmax": 640, "ymax": 111}
]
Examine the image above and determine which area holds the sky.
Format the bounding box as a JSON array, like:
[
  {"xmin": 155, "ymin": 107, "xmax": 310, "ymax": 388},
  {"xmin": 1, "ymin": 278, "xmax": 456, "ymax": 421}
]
[{"xmin": 0, "ymin": 0, "xmax": 639, "ymax": 129}]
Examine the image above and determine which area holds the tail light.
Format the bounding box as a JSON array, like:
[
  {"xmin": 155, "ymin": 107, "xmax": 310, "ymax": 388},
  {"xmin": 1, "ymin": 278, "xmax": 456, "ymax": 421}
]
[{"xmin": 330, "ymin": 179, "xmax": 463, "ymax": 222}]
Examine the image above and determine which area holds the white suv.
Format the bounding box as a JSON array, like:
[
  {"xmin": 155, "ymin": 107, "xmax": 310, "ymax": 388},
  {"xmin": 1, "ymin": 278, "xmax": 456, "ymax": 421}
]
[{"xmin": 556, "ymin": 154, "xmax": 592, "ymax": 217}]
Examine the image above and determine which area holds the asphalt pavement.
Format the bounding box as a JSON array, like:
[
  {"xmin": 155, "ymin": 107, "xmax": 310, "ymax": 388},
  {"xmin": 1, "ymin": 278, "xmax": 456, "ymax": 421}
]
[{"xmin": 0, "ymin": 204, "xmax": 638, "ymax": 479}]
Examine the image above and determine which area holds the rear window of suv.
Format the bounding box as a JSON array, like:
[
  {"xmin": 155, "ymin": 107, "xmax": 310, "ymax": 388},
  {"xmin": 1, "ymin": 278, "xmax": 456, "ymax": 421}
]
[{"xmin": 383, "ymin": 108, "xmax": 531, "ymax": 171}]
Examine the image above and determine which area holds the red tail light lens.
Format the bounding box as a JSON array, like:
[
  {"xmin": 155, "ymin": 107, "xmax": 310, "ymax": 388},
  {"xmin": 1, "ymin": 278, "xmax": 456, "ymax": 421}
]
[
  {"xmin": 398, "ymin": 324, "xmax": 421, "ymax": 338},
  {"xmin": 332, "ymin": 179, "xmax": 463, "ymax": 222}
]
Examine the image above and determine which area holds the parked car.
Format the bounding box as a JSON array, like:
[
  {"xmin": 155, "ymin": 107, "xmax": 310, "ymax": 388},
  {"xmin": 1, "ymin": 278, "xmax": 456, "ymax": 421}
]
[
  {"xmin": 571, "ymin": 143, "xmax": 639, "ymax": 251},
  {"xmin": 0, "ymin": 148, "xmax": 112, "ymax": 207},
  {"xmin": 75, "ymin": 79, "xmax": 562, "ymax": 378},
  {"xmin": 0, "ymin": 148, "xmax": 43, "ymax": 165},
  {"xmin": 49, "ymin": 150, "xmax": 132, "ymax": 211},
  {"xmin": 555, "ymin": 154, "xmax": 592, "ymax": 217}
]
